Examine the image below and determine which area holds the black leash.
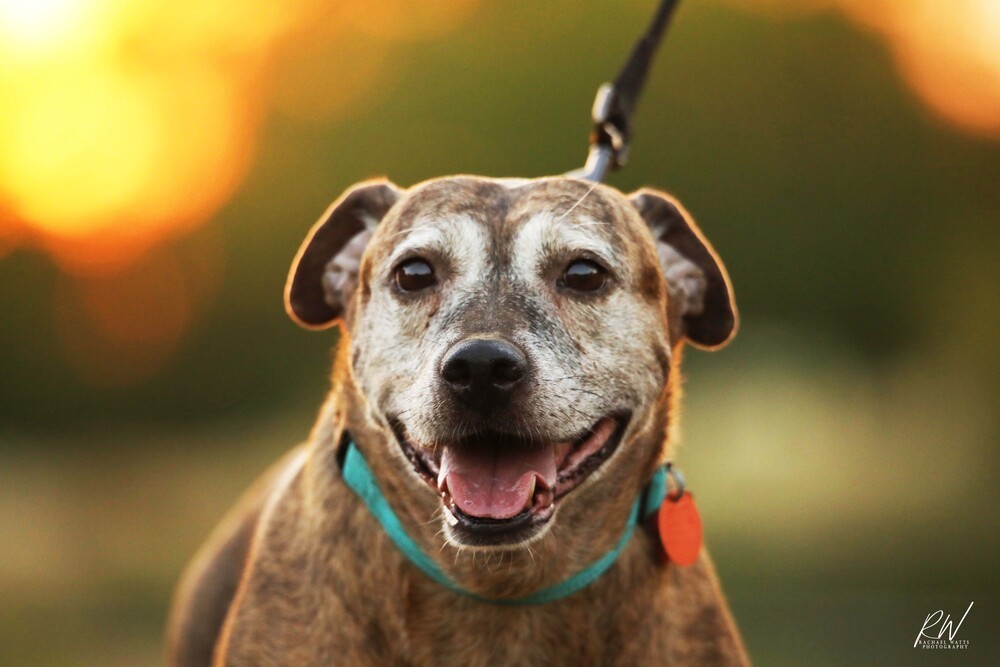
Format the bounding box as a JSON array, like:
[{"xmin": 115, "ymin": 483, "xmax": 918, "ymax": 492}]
[{"xmin": 567, "ymin": 0, "xmax": 683, "ymax": 182}]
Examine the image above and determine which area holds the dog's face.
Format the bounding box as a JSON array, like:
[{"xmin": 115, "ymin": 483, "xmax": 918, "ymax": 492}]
[{"xmin": 286, "ymin": 177, "xmax": 735, "ymax": 549}]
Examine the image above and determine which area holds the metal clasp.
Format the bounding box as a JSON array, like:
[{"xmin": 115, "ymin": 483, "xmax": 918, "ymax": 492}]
[{"xmin": 565, "ymin": 83, "xmax": 630, "ymax": 182}]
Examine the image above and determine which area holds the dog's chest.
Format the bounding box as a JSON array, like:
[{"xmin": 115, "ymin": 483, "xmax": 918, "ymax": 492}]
[{"xmin": 400, "ymin": 570, "xmax": 666, "ymax": 667}]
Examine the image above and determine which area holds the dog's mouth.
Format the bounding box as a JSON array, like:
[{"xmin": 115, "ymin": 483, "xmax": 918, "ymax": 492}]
[{"xmin": 391, "ymin": 412, "xmax": 629, "ymax": 545}]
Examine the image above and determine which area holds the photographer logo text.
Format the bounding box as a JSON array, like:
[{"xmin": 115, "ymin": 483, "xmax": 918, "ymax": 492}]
[{"xmin": 914, "ymin": 602, "xmax": 973, "ymax": 650}]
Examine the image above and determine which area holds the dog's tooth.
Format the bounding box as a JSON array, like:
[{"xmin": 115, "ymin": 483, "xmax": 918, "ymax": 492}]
[
  {"xmin": 444, "ymin": 506, "xmax": 459, "ymax": 526},
  {"xmin": 525, "ymin": 477, "xmax": 537, "ymax": 509}
]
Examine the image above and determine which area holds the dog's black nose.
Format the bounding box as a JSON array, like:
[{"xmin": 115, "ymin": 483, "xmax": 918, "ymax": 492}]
[{"xmin": 440, "ymin": 338, "xmax": 527, "ymax": 409}]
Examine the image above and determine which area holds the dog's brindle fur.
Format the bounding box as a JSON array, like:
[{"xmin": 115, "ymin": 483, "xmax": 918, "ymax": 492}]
[{"xmin": 166, "ymin": 176, "xmax": 749, "ymax": 666}]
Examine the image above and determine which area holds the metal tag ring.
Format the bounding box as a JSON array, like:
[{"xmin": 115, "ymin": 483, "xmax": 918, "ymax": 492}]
[{"xmin": 665, "ymin": 463, "xmax": 686, "ymax": 501}]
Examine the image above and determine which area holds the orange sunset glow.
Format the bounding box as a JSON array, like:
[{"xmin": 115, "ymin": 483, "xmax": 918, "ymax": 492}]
[
  {"xmin": 0, "ymin": 0, "xmax": 480, "ymax": 274},
  {"xmin": 0, "ymin": 0, "xmax": 479, "ymax": 384}
]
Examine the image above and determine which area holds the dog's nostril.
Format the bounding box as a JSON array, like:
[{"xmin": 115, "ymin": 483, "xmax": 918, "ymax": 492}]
[
  {"xmin": 440, "ymin": 338, "xmax": 527, "ymax": 398},
  {"xmin": 441, "ymin": 358, "xmax": 472, "ymax": 386},
  {"xmin": 492, "ymin": 358, "xmax": 524, "ymax": 385}
]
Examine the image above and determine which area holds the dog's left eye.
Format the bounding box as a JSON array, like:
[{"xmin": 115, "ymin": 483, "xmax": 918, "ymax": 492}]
[
  {"xmin": 395, "ymin": 258, "xmax": 437, "ymax": 292},
  {"xmin": 559, "ymin": 259, "xmax": 608, "ymax": 292}
]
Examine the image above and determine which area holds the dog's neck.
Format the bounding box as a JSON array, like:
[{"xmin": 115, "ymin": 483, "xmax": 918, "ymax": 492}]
[{"xmin": 306, "ymin": 340, "xmax": 675, "ymax": 601}]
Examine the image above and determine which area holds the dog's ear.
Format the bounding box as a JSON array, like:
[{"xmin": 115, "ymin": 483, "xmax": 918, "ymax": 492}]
[
  {"xmin": 285, "ymin": 179, "xmax": 403, "ymax": 329},
  {"xmin": 629, "ymin": 189, "xmax": 737, "ymax": 349}
]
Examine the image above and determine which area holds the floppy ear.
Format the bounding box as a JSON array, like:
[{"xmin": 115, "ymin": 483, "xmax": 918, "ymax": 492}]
[
  {"xmin": 629, "ymin": 189, "xmax": 737, "ymax": 349},
  {"xmin": 285, "ymin": 179, "xmax": 403, "ymax": 329}
]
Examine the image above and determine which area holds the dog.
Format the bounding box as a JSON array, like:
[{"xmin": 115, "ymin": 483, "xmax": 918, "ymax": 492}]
[{"xmin": 166, "ymin": 175, "xmax": 749, "ymax": 666}]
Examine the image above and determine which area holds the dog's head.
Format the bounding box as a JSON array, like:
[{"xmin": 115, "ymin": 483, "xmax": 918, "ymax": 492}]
[{"xmin": 286, "ymin": 176, "xmax": 735, "ymax": 550}]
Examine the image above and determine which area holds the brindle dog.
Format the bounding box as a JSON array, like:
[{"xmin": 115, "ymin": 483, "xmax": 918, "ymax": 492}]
[{"xmin": 166, "ymin": 176, "xmax": 750, "ymax": 666}]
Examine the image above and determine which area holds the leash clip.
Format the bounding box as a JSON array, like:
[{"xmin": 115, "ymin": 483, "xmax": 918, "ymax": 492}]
[
  {"xmin": 567, "ymin": 83, "xmax": 630, "ymax": 182},
  {"xmin": 591, "ymin": 83, "xmax": 629, "ymax": 161}
]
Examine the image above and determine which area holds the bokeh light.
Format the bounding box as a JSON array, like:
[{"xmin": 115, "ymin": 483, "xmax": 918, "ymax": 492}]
[
  {"xmin": 726, "ymin": 0, "xmax": 1000, "ymax": 137},
  {"xmin": 0, "ymin": 0, "xmax": 481, "ymax": 270},
  {"xmin": 1, "ymin": 0, "xmax": 267, "ymax": 270},
  {"xmin": 0, "ymin": 0, "xmax": 479, "ymax": 385}
]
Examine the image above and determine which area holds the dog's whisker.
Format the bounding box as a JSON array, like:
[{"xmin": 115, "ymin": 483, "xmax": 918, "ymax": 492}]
[
  {"xmin": 564, "ymin": 387, "xmax": 603, "ymax": 400},
  {"xmin": 553, "ymin": 179, "xmax": 600, "ymax": 225},
  {"xmin": 536, "ymin": 374, "xmax": 592, "ymax": 383}
]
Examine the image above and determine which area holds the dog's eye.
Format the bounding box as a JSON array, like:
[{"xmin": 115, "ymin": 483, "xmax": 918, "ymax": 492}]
[
  {"xmin": 395, "ymin": 258, "xmax": 436, "ymax": 292},
  {"xmin": 560, "ymin": 260, "xmax": 607, "ymax": 292}
]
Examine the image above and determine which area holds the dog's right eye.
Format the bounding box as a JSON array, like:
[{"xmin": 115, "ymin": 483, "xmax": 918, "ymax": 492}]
[{"xmin": 394, "ymin": 258, "xmax": 436, "ymax": 292}]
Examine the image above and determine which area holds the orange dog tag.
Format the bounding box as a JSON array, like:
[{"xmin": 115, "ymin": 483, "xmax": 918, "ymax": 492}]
[{"xmin": 657, "ymin": 493, "xmax": 702, "ymax": 566}]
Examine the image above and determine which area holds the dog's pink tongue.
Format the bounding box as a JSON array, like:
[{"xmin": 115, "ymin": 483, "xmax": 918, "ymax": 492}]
[{"xmin": 439, "ymin": 446, "xmax": 559, "ymax": 519}]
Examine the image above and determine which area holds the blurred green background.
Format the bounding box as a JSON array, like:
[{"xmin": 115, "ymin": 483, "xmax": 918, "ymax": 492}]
[{"xmin": 0, "ymin": 0, "xmax": 997, "ymax": 664}]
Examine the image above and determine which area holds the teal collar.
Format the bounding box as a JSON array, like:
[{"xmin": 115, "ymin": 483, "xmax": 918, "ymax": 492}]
[{"xmin": 340, "ymin": 438, "xmax": 668, "ymax": 605}]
